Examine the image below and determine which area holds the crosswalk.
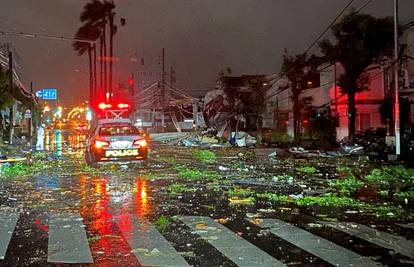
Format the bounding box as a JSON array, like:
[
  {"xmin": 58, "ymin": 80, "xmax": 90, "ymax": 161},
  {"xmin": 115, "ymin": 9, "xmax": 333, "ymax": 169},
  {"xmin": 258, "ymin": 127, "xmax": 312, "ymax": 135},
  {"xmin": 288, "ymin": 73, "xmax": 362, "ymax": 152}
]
[
  {"xmin": 320, "ymin": 221, "xmax": 414, "ymax": 259},
  {"xmin": 0, "ymin": 212, "xmax": 18, "ymax": 260},
  {"xmin": 251, "ymin": 218, "xmax": 380, "ymax": 267},
  {"xmin": 118, "ymin": 214, "xmax": 190, "ymax": 267},
  {"xmin": 47, "ymin": 213, "xmax": 93, "ymax": 263},
  {"xmin": 180, "ymin": 216, "xmax": 285, "ymax": 267},
  {"xmin": 0, "ymin": 210, "xmax": 412, "ymax": 266}
]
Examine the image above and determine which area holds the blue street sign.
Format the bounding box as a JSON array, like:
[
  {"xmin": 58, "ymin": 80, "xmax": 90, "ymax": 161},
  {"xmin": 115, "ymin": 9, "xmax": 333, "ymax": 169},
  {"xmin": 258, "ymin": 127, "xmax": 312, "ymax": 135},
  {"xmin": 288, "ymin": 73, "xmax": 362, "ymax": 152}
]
[
  {"xmin": 42, "ymin": 88, "xmax": 57, "ymax": 100},
  {"xmin": 35, "ymin": 90, "xmax": 43, "ymax": 98}
]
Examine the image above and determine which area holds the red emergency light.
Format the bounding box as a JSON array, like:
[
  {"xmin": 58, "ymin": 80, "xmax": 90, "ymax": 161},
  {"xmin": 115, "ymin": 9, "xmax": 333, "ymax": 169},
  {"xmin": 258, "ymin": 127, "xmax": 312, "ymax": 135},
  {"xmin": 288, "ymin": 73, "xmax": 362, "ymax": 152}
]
[
  {"xmin": 117, "ymin": 103, "xmax": 129, "ymax": 109},
  {"xmin": 98, "ymin": 103, "xmax": 112, "ymax": 110},
  {"xmin": 98, "ymin": 102, "xmax": 131, "ymax": 111}
]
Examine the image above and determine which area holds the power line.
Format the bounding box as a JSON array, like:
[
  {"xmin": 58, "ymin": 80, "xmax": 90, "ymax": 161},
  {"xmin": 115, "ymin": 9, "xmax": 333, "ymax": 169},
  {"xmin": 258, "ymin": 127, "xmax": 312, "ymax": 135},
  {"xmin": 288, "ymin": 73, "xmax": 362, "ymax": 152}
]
[
  {"xmin": 304, "ymin": 0, "xmax": 355, "ymax": 55},
  {"xmin": 267, "ymin": 53, "xmax": 401, "ymax": 111},
  {"xmin": 165, "ymin": 82, "xmax": 193, "ymax": 98},
  {"xmin": 165, "ymin": 83, "xmax": 193, "ymax": 100},
  {"xmin": 134, "ymin": 82, "xmax": 159, "ymax": 98},
  {"xmin": 356, "ymin": 0, "xmax": 374, "ymax": 13},
  {"xmin": 135, "ymin": 90, "xmax": 161, "ymax": 103},
  {"xmin": 316, "ymin": 56, "xmax": 401, "ymax": 109},
  {"xmin": 401, "ymin": 20, "xmax": 414, "ymax": 31},
  {"xmin": 269, "ymin": 0, "xmax": 377, "ymax": 101},
  {"xmin": 268, "ymin": 0, "xmax": 356, "ymax": 99},
  {"xmin": 0, "ymin": 30, "xmax": 94, "ymax": 44}
]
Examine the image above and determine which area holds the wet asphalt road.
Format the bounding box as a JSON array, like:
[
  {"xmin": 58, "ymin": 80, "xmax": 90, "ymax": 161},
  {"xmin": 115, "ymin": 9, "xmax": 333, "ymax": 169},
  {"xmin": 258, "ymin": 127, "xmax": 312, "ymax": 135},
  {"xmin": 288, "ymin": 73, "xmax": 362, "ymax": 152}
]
[{"xmin": 0, "ymin": 131, "xmax": 413, "ymax": 266}]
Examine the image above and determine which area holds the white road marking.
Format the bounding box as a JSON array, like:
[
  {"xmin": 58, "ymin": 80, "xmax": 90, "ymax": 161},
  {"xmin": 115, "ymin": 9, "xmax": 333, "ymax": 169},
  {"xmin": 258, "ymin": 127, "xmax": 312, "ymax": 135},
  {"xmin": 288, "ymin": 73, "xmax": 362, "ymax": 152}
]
[
  {"xmin": 118, "ymin": 214, "xmax": 190, "ymax": 267},
  {"xmin": 47, "ymin": 213, "xmax": 93, "ymax": 263},
  {"xmin": 321, "ymin": 221, "xmax": 414, "ymax": 258},
  {"xmin": 180, "ymin": 216, "xmax": 286, "ymax": 267},
  {"xmin": 251, "ymin": 218, "xmax": 382, "ymax": 267},
  {"xmin": 0, "ymin": 212, "xmax": 19, "ymax": 260}
]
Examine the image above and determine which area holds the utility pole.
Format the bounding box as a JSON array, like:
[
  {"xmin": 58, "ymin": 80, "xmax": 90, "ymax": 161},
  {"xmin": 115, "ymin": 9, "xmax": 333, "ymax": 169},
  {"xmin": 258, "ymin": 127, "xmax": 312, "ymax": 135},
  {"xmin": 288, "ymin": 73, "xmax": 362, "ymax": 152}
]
[
  {"xmin": 161, "ymin": 48, "xmax": 165, "ymax": 108},
  {"xmin": 394, "ymin": 0, "xmax": 401, "ymax": 156},
  {"xmin": 8, "ymin": 45, "xmax": 14, "ymax": 145},
  {"xmin": 161, "ymin": 48, "xmax": 165, "ymax": 132}
]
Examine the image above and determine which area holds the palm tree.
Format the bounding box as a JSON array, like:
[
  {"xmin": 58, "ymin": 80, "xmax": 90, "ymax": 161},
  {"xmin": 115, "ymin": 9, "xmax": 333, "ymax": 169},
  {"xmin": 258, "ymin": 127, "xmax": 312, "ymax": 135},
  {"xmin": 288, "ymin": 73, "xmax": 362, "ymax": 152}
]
[
  {"xmin": 78, "ymin": 0, "xmax": 117, "ymax": 100},
  {"xmin": 319, "ymin": 11, "xmax": 393, "ymax": 144},
  {"xmin": 73, "ymin": 23, "xmax": 99, "ymax": 102},
  {"xmin": 107, "ymin": 1, "xmax": 117, "ymax": 96},
  {"xmin": 281, "ymin": 53, "xmax": 322, "ymax": 144},
  {"xmin": 79, "ymin": 0, "xmax": 106, "ymax": 100}
]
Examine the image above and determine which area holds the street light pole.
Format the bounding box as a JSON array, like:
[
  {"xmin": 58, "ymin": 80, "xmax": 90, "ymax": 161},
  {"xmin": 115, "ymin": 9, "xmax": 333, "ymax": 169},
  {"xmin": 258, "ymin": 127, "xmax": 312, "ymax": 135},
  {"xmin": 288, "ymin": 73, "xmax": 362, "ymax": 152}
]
[{"xmin": 394, "ymin": 0, "xmax": 401, "ymax": 156}]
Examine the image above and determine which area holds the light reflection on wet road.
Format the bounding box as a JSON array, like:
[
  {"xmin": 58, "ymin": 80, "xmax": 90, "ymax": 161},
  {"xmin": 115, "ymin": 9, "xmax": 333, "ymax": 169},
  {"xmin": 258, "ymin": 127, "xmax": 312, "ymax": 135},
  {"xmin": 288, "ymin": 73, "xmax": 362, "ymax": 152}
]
[{"xmin": 0, "ymin": 131, "xmax": 413, "ymax": 266}]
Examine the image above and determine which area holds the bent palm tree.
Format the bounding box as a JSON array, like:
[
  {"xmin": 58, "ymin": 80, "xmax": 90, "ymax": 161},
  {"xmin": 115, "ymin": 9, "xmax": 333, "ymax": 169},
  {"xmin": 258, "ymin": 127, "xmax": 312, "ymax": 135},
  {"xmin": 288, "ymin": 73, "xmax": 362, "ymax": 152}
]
[
  {"xmin": 107, "ymin": 0, "xmax": 117, "ymax": 95},
  {"xmin": 73, "ymin": 23, "xmax": 100, "ymax": 102},
  {"xmin": 79, "ymin": 0, "xmax": 117, "ymax": 99}
]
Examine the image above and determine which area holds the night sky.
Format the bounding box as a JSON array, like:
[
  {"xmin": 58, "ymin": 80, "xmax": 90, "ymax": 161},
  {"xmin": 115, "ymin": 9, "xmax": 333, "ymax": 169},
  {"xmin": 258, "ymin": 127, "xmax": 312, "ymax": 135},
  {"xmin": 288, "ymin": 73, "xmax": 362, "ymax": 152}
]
[{"xmin": 1, "ymin": 0, "xmax": 413, "ymax": 108}]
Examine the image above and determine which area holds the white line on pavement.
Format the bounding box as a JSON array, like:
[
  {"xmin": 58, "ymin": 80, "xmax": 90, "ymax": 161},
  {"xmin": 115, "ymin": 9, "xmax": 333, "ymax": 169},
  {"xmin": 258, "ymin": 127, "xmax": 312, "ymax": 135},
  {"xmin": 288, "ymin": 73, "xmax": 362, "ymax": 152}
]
[
  {"xmin": 118, "ymin": 214, "xmax": 190, "ymax": 267},
  {"xmin": 47, "ymin": 213, "xmax": 93, "ymax": 263},
  {"xmin": 180, "ymin": 216, "xmax": 286, "ymax": 267},
  {"xmin": 0, "ymin": 212, "xmax": 19, "ymax": 260},
  {"xmin": 320, "ymin": 221, "xmax": 414, "ymax": 258},
  {"xmin": 251, "ymin": 218, "xmax": 382, "ymax": 267}
]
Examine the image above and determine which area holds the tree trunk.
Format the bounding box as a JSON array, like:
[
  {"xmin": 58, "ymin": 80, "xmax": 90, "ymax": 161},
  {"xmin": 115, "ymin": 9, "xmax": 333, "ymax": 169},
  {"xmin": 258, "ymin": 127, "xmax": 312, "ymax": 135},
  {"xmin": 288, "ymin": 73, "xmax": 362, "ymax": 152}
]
[
  {"xmin": 256, "ymin": 113, "xmax": 263, "ymax": 145},
  {"xmin": 93, "ymin": 43, "xmax": 97, "ymax": 103},
  {"xmin": 88, "ymin": 44, "xmax": 93, "ymax": 103},
  {"xmin": 348, "ymin": 91, "xmax": 356, "ymax": 144},
  {"xmin": 109, "ymin": 13, "xmax": 114, "ymax": 96},
  {"xmin": 293, "ymin": 94, "xmax": 300, "ymax": 145},
  {"xmin": 99, "ymin": 36, "xmax": 103, "ymax": 99},
  {"xmin": 103, "ymin": 20, "xmax": 107, "ymax": 99}
]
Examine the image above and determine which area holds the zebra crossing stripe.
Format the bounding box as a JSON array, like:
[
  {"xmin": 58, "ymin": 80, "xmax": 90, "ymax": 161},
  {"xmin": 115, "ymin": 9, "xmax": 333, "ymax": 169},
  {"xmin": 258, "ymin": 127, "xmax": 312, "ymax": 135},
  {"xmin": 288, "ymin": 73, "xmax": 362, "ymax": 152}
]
[
  {"xmin": 320, "ymin": 221, "xmax": 414, "ymax": 258},
  {"xmin": 397, "ymin": 222, "xmax": 414, "ymax": 230},
  {"xmin": 0, "ymin": 212, "xmax": 19, "ymax": 260},
  {"xmin": 180, "ymin": 216, "xmax": 286, "ymax": 267},
  {"xmin": 47, "ymin": 213, "xmax": 93, "ymax": 263},
  {"xmin": 251, "ymin": 218, "xmax": 381, "ymax": 267},
  {"xmin": 118, "ymin": 214, "xmax": 190, "ymax": 267}
]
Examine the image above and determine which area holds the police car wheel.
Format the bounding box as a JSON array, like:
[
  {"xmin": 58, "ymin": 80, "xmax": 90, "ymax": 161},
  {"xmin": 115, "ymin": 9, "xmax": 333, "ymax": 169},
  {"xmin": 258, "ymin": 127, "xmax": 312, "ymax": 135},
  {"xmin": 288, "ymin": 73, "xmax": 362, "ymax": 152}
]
[{"xmin": 85, "ymin": 150, "xmax": 98, "ymax": 168}]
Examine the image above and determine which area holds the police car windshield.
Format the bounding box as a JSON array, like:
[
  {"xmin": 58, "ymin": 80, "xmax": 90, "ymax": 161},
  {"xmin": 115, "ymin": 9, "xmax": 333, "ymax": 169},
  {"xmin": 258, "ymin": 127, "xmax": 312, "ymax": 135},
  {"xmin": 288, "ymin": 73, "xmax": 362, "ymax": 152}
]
[{"xmin": 99, "ymin": 124, "xmax": 139, "ymax": 136}]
